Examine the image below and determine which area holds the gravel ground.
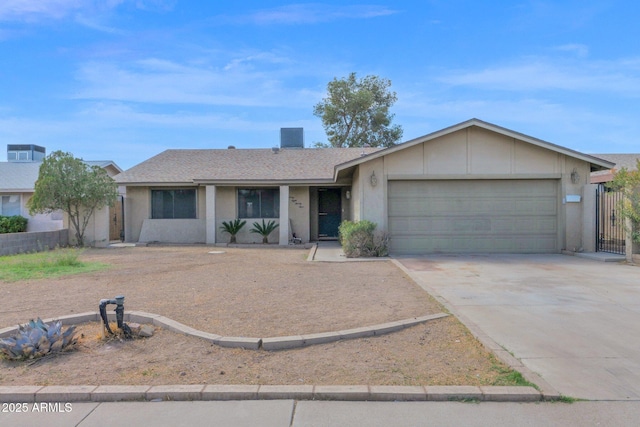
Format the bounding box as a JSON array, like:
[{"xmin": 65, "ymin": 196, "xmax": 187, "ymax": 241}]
[{"xmin": 0, "ymin": 246, "xmax": 510, "ymax": 386}]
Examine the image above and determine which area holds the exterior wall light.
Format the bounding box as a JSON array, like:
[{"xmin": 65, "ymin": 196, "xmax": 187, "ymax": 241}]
[{"xmin": 370, "ymin": 171, "xmax": 378, "ymax": 187}]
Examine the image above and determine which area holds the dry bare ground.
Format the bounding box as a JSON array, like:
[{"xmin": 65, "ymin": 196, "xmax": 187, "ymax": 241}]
[{"xmin": 0, "ymin": 246, "xmax": 510, "ymax": 386}]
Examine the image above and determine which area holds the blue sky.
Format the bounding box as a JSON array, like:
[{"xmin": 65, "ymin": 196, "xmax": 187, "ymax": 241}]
[{"xmin": 1, "ymin": 1, "xmax": 638, "ymax": 170}]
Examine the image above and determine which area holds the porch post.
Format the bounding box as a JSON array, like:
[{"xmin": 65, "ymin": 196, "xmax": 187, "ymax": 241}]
[
  {"xmin": 205, "ymin": 185, "xmax": 216, "ymax": 244},
  {"xmin": 582, "ymin": 184, "xmax": 597, "ymax": 252},
  {"xmin": 626, "ymin": 217, "xmax": 633, "ymax": 263},
  {"xmin": 279, "ymin": 185, "xmax": 289, "ymax": 246}
]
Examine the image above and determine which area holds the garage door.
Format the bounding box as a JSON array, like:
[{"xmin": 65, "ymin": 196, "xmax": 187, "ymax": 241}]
[{"xmin": 388, "ymin": 180, "xmax": 558, "ymax": 254}]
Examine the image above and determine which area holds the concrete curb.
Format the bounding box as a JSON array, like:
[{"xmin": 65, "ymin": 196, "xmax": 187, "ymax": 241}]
[
  {"xmin": 0, "ymin": 385, "xmax": 542, "ymax": 403},
  {"xmin": 1, "ymin": 311, "xmax": 449, "ymax": 351}
]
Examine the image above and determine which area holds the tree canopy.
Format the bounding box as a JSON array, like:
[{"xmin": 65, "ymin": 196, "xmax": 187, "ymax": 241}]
[
  {"xmin": 313, "ymin": 72, "xmax": 403, "ymax": 148},
  {"xmin": 608, "ymin": 159, "xmax": 640, "ymax": 244},
  {"xmin": 28, "ymin": 151, "xmax": 118, "ymax": 246}
]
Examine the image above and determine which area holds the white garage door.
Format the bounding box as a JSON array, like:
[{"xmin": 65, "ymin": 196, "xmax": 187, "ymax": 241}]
[{"xmin": 388, "ymin": 180, "xmax": 559, "ymax": 254}]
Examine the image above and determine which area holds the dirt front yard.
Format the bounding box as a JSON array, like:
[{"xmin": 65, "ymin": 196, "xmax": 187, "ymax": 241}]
[{"xmin": 0, "ymin": 246, "xmax": 512, "ymax": 386}]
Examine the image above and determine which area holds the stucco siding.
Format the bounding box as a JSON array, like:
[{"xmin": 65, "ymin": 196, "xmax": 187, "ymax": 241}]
[
  {"xmin": 514, "ymin": 141, "xmax": 559, "ymax": 174},
  {"xmin": 289, "ymin": 186, "xmax": 310, "ymax": 242},
  {"xmin": 358, "ymin": 158, "xmax": 386, "ymax": 228},
  {"xmin": 124, "ymin": 186, "xmax": 149, "ymax": 242},
  {"xmin": 215, "ymin": 186, "xmax": 236, "ymax": 243},
  {"xmin": 468, "ymin": 127, "xmax": 514, "ymax": 174},
  {"xmin": 139, "ymin": 218, "xmax": 206, "ymax": 243},
  {"xmin": 384, "ymin": 143, "xmax": 424, "ymax": 175},
  {"xmin": 424, "ymin": 130, "xmax": 468, "ymax": 174}
]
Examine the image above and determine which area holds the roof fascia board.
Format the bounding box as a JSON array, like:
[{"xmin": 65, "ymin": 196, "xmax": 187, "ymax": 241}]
[
  {"xmin": 192, "ymin": 179, "xmax": 336, "ymax": 186},
  {"xmin": 118, "ymin": 182, "xmax": 195, "ymax": 187}
]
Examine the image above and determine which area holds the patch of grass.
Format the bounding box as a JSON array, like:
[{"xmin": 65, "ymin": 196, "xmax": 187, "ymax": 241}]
[
  {"xmin": 0, "ymin": 249, "xmax": 109, "ymax": 282},
  {"xmin": 490, "ymin": 359, "xmax": 539, "ymax": 389},
  {"xmin": 552, "ymin": 395, "xmax": 583, "ymax": 403}
]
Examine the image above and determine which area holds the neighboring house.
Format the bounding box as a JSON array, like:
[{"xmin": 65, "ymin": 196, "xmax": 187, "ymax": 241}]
[
  {"xmin": 0, "ymin": 144, "xmax": 123, "ymax": 246},
  {"xmin": 589, "ymin": 154, "xmax": 640, "ymax": 184},
  {"xmin": 0, "ymin": 161, "xmax": 60, "ymax": 232},
  {"xmin": 116, "ymin": 119, "xmax": 615, "ymax": 254}
]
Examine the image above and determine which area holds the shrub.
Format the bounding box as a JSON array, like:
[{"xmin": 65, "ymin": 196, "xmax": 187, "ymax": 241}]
[
  {"xmin": 0, "ymin": 318, "xmax": 77, "ymax": 360},
  {"xmin": 0, "ymin": 215, "xmax": 28, "ymax": 234},
  {"xmin": 219, "ymin": 219, "xmax": 247, "ymax": 244},
  {"xmin": 339, "ymin": 220, "xmax": 389, "ymax": 258},
  {"xmin": 250, "ymin": 219, "xmax": 279, "ymax": 244}
]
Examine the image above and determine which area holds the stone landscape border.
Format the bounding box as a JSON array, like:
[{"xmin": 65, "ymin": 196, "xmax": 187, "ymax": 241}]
[
  {"xmin": 0, "ymin": 312, "xmax": 546, "ymax": 402},
  {"xmin": 0, "ymin": 311, "xmax": 450, "ymax": 351}
]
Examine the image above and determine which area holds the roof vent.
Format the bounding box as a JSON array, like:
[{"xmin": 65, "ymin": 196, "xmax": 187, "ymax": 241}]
[
  {"xmin": 272, "ymin": 147, "xmax": 280, "ymax": 154},
  {"xmin": 227, "ymin": 145, "xmax": 236, "ymax": 149},
  {"xmin": 280, "ymin": 128, "xmax": 304, "ymax": 149}
]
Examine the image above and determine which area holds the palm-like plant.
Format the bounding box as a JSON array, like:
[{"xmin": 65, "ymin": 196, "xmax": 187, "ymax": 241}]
[
  {"xmin": 219, "ymin": 219, "xmax": 247, "ymax": 244},
  {"xmin": 250, "ymin": 219, "xmax": 279, "ymax": 244}
]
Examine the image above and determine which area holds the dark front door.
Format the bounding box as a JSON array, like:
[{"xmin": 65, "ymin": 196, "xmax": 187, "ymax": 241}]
[{"xmin": 318, "ymin": 188, "xmax": 342, "ymax": 239}]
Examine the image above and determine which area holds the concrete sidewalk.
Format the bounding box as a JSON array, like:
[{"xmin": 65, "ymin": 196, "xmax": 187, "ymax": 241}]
[{"xmin": 4, "ymin": 401, "xmax": 640, "ymax": 427}]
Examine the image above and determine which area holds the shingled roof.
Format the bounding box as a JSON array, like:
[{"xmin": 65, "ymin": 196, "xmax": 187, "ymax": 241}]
[
  {"xmin": 589, "ymin": 153, "xmax": 640, "ymax": 183},
  {"xmin": 0, "ymin": 162, "xmax": 41, "ymax": 191},
  {"xmin": 116, "ymin": 147, "xmax": 381, "ymax": 185}
]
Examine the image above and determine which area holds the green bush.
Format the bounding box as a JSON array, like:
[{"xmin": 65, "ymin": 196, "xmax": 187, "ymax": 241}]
[
  {"xmin": 0, "ymin": 215, "xmax": 28, "ymax": 234},
  {"xmin": 338, "ymin": 220, "xmax": 389, "ymax": 258},
  {"xmin": 250, "ymin": 219, "xmax": 279, "ymax": 244},
  {"xmin": 219, "ymin": 219, "xmax": 247, "ymax": 244}
]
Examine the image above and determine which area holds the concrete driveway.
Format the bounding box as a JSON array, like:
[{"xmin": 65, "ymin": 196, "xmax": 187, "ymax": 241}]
[{"xmin": 393, "ymin": 254, "xmax": 640, "ymax": 401}]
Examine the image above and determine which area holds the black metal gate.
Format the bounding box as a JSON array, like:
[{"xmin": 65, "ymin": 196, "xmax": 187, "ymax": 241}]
[{"xmin": 596, "ymin": 183, "xmax": 625, "ymax": 254}]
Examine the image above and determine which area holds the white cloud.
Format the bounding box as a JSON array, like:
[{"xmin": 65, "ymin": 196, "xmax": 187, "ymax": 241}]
[
  {"xmin": 0, "ymin": 0, "xmax": 170, "ymax": 23},
  {"xmin": 439, "ymin": 57, "xmax": 640, "ymax": 96},
  {"xmin": 554, "ymin": 43, "xmax": 589, "ymax": 58},
  {"xmin": 73, "ymin": 54, "xmax": 323, "ymax": 109},
  {"xmin": 225, "ymin": 3, "xmax": 398, "ymax": 25},
  {"xmin": 0, "ymin": 0, "xmax": 109, "ymax": 21}
]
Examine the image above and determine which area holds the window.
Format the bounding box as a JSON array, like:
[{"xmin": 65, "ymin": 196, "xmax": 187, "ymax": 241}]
[
  {"xmin": 151, "ymin": 189, "xmax": 196, "ymax": 219},
  {"xmin": 0, "ymin": 195, "xmax": 21, "ymax": 216},
  {"xmin": 238, "ymin": 188, "xmax": 279, "ymax": 218}
]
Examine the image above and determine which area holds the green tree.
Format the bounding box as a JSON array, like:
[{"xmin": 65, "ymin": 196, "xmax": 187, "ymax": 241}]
[
  {"xmin": 313, "ymin": 72, "xmax": 403, "ymax": 148},
  {"xmin": 28, "ymin": 151, "xmax": 118, "ymax": 247},
  {"xmin": 608, "ymin": 159, "xmax": 640, "ymax": 244}
]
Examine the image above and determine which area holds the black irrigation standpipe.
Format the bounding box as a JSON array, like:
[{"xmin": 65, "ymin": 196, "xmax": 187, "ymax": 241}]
[{"xmin": 99, "ymin": 295, "xmax": 132, "ymax": 338}]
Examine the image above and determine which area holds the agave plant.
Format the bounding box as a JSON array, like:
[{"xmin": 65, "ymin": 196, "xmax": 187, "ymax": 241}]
[
  {"xmin": 219, "ymin": 219, "xmax": 247, "ymax": 244},
  {"xmin": 0, "ymin": 318, "xmax": 77, "ymax": 360},
  {"xmin": 250, "ymin": 219, "xmax": 279, "ymax": 244}
]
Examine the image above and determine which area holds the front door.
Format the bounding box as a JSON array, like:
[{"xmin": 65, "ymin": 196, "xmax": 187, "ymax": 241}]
[{"xmin": 318, "ymin": 188, "xmax": 342, "ymax": 239}]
